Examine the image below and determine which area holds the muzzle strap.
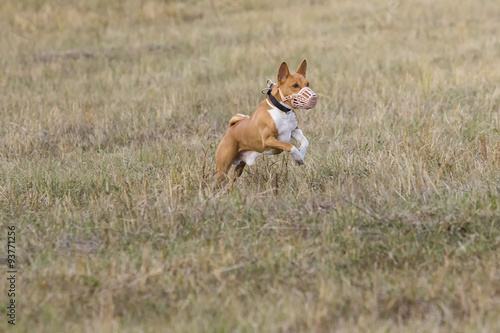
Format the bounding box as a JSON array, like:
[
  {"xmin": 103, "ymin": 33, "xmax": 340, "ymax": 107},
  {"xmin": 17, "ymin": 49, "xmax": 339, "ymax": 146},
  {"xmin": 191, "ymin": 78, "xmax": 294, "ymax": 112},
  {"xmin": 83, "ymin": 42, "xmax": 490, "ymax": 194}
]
[{"xmin": 265, "ymin": 83, "xmax": 293, "ymax": 113}]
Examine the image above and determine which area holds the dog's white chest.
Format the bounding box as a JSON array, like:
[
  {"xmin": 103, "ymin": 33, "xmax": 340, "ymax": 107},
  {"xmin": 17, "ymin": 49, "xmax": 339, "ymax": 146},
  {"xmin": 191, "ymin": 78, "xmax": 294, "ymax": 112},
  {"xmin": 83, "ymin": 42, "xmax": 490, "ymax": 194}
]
[{"xmin": 267, "ymin": 108, "xmax": 298, "ymax": 143}]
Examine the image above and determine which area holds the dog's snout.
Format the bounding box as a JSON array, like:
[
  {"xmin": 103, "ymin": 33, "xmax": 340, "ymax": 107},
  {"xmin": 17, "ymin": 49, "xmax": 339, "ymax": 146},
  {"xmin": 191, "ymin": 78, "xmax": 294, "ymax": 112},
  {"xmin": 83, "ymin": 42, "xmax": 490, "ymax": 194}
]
[
  {"xmin": 306, "ymin": 93, "xmax": 318, "ymax": 109},
  {"xmin": 291, "ymin": 87, "xmax": 318, "ymax": 109}
]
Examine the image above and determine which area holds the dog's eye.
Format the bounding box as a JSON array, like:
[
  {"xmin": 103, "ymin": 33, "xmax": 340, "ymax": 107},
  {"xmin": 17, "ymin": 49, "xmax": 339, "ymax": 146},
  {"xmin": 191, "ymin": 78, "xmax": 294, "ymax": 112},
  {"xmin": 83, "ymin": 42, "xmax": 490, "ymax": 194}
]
[
  {"xmin": 293, "ymin": 84, "xmax": 299, "ymax": 88},
  {"xmin": 307, "ymin": 82, "xmax": 310, "ymax": 87}
]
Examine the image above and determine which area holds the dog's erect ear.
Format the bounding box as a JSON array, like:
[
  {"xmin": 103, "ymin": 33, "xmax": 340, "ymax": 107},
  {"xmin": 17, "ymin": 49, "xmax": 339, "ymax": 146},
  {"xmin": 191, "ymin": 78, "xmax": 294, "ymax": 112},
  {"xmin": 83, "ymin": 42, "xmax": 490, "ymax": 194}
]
[
  {"xmin": 296, "ymin": 59, "xmax": 307, "ymax": 77},
  {"xmin": 277, "ymin": 62, "xmax": 290, "ymax": 84}
]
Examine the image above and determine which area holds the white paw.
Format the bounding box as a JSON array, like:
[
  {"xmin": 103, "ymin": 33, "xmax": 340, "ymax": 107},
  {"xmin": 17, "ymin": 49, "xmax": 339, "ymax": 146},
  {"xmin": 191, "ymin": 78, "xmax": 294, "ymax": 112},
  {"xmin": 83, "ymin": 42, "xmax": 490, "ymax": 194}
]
[{"xmin": 291, "ymin": 147, "xmax": 304, "ymax": 166}]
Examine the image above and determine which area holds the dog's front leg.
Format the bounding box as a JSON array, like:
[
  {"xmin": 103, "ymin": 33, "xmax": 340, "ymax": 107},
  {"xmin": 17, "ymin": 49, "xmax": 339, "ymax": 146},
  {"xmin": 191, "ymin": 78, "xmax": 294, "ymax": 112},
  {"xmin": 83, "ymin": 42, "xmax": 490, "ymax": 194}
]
[
  {"xmin": 265, "ymin": 137, "xmax": 304, "ymax": 166},
  {"xmin": 291, "ymin": 129, "xmax": 309, "ymax": 160}
]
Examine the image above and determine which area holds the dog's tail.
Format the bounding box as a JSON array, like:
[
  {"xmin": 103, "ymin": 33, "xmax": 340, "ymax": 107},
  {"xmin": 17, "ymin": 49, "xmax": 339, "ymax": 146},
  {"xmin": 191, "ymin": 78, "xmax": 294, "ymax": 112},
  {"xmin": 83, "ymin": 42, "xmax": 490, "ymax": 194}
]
[{"xmin": 229, "ymin": 114, "xmax": 249, "ymax": 127}]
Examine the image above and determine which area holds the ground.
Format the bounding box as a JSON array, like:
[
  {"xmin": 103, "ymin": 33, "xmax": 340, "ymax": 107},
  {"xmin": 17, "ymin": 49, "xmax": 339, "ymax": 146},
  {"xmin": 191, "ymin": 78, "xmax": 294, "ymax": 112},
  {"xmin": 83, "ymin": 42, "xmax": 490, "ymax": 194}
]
[{"xmin": 0, "ymin": 0, "xmax": 499, "ymax": 332}]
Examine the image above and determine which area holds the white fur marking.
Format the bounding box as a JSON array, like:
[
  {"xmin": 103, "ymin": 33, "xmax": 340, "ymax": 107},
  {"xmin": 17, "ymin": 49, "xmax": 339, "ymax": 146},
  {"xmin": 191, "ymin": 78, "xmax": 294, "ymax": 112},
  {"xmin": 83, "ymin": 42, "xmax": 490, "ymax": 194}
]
[
  {"xmin": 239, "ymin": 151, "xmax": 262, "ymax": 166},
  {"xmin": 290, "ymin": 146, "xmax": 304, "ymax": 165},
  {"xmin": 291, "ymin": 129, "xmax": 309, "ymax": 159},
  {"xmin": 266, "ymin": 101, "xmax": 299, "ymax": 144}
]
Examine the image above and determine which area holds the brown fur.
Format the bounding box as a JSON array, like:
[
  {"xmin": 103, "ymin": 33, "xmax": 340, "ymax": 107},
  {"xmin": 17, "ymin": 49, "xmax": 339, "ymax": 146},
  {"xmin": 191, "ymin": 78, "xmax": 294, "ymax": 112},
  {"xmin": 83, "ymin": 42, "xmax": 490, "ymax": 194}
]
[{"xmin": 228, "ymin": 114, "xmax": 249, "ymax": 127}]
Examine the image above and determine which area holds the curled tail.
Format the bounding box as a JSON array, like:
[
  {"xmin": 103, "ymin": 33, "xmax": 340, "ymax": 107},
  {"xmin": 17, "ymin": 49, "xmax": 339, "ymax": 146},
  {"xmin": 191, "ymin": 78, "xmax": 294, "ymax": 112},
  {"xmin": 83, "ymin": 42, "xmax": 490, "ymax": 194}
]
[{"xmin": 229, "ymin": 113, "xmax": 250, "ymax": 127}]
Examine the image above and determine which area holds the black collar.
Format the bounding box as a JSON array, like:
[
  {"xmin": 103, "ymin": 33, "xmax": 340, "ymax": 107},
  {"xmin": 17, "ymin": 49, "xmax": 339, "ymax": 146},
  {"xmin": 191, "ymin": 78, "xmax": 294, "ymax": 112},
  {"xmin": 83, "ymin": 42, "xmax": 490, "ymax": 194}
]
[{"xmin": 267, "ymin": 84, "xmax": 293, "ymax": 113}]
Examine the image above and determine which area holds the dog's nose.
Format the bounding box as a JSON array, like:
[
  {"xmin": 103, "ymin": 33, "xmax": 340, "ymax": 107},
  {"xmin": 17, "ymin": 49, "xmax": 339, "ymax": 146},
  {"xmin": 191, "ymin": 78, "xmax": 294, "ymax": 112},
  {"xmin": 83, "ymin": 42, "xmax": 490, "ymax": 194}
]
[{"xmin": 304, "ymin": 90, "xmax": 318, "ymax": 109}]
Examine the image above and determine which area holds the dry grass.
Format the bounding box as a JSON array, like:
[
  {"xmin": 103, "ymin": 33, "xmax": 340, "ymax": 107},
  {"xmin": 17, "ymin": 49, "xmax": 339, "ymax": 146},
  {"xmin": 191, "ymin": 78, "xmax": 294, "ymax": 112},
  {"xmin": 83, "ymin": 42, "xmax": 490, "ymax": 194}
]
[{"xmin": 1, "ymin": 0, "xmax": 499, "ymax": 332}]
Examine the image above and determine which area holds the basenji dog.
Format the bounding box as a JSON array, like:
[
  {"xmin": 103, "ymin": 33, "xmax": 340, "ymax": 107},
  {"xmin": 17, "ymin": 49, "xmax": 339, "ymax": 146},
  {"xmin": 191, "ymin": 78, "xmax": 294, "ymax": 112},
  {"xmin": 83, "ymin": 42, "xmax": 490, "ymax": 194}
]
[{"xmin": 215, "ymin": 59, "xmax": 318, "ymax": 182}]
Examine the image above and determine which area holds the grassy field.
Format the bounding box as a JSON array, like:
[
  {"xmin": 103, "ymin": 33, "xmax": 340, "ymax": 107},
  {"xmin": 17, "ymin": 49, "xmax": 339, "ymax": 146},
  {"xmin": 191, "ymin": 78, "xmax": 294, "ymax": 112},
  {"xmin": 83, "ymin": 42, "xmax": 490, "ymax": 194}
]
[{"xmin": 1, "ymin": 0, "xmax": 500, "ymax": 331}]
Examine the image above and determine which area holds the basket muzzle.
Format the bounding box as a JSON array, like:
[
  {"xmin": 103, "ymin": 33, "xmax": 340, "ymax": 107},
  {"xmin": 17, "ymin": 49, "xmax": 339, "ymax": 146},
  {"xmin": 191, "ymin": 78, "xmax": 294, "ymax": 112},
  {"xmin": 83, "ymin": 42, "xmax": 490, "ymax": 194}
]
[{"xmin": 280, "ymin": 87, "xmax": 318, "ymax": 109}]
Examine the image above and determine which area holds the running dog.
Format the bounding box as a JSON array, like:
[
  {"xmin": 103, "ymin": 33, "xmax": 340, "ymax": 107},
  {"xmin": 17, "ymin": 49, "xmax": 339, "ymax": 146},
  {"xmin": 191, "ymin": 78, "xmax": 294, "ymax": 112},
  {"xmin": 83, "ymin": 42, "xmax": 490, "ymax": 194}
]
[{"xmin": 215, "ymin": 59, "xmax": 318, "ymax": 182}]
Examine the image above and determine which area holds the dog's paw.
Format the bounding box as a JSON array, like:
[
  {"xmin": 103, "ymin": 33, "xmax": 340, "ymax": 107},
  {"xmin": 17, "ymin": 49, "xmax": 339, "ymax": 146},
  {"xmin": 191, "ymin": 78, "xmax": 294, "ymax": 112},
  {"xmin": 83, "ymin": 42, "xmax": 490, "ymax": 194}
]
[{"xmin": 291, "ymin": 147, "xmax": 304, "ymax": 166}]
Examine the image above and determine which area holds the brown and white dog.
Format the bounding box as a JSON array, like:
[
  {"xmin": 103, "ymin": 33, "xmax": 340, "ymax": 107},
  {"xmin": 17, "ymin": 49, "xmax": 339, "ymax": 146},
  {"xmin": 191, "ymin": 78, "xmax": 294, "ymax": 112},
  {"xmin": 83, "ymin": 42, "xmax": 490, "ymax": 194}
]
[{"xmin": 215, "ymin": 59, "xmax": 318, "ymax": 182}]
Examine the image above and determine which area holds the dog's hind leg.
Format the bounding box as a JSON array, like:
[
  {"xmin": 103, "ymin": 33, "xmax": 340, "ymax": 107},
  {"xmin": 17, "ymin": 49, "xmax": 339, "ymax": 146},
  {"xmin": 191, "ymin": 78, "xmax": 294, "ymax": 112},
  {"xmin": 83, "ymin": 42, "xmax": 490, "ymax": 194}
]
[
  {"xmin": 215, "ymin": 138, "xmax": 239, "ymax": 183},
  {"xmin": 231, "ymin": 161, "xmax": 246, "ymax": 181}
]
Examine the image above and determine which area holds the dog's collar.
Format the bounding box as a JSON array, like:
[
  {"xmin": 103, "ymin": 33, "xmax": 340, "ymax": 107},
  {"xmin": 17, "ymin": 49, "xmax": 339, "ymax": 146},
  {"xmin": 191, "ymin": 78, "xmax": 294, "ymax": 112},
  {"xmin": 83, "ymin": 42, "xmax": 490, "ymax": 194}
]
[{"xmin": 266, "ymin": 83, "xmax": 293, "ymax": 113}]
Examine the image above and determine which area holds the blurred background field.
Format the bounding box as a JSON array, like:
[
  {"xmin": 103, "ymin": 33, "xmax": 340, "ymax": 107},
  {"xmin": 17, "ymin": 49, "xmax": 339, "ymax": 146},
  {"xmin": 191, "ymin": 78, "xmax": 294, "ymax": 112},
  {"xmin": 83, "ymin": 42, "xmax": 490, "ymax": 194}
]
[{"xmin": 0, "ymin": 0, "xmax": 499, "ymax": 332}]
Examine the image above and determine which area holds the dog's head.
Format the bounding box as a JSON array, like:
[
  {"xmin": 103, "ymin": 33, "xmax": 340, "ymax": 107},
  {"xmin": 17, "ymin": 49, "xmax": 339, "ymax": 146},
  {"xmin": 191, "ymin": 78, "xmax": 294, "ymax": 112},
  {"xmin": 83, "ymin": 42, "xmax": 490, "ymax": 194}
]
[{"xmin": 276, "ymin": 59, "xmax": 318, "ymax": 109}]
